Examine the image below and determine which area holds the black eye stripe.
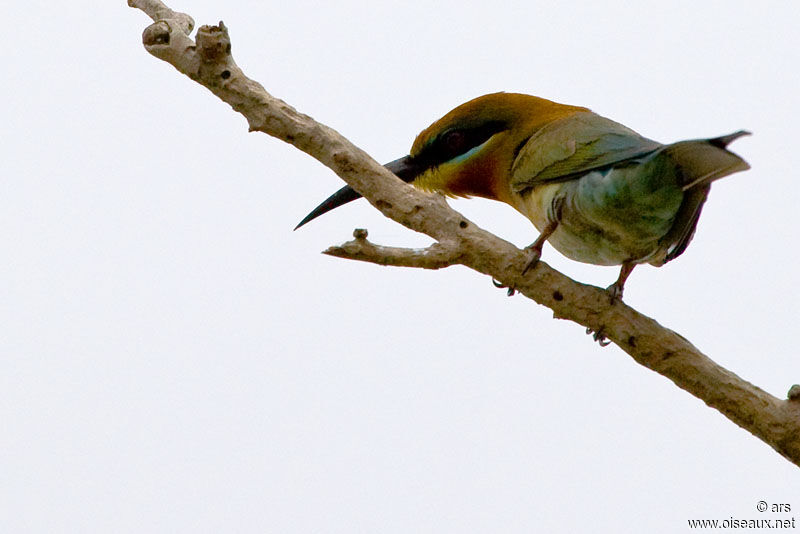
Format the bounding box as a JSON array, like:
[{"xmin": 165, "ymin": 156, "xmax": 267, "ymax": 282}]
[{"xmin": 417, "ymin": 120, "xmax": 508, "ymax": 168}]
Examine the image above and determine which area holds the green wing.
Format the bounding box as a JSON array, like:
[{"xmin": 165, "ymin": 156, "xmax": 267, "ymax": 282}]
[{"xmin": 510, "ymin": 111, "xmax": 662, "ymax": 193}]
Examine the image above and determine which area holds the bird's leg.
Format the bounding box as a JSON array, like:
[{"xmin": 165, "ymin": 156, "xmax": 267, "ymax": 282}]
[
  {"xmin": 522, "ymin": 197, "xmax": 564, "ymax": 275},
  {"xmin": 496, "ymin": 197, "xmax": 563, "ymax": 295},
  {"xmin": 495, "ymin": 217, "xmax": 558, "ymax": 296},
  {"xmin": 606, "ymin": 261, "xmax": 636, "ymax": 303},
  {"xmin": 492, "ymin": 220, "xmax": 558, "ymax": 297},
  {"xmin": 522, "ymin": 220, "xmax": 558, "ymax": 275}
]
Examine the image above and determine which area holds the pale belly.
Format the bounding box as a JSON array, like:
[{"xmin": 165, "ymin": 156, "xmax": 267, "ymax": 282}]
[{"xmin": 516, "ymin": 168, "xmax": 683, "ymax": 266}]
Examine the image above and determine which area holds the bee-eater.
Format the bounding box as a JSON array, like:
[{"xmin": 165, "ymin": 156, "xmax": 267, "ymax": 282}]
[{"xmin": 295, "ymin": 93, "xmax": 749, "ymax": 300}]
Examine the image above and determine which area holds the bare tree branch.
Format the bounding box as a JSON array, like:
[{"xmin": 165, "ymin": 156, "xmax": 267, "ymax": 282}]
[{"xmin": 128, "ymin": 3, "xmax": 800, "ymax": 466}]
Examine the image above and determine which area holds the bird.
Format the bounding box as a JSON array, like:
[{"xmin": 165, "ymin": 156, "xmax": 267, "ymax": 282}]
[{"xmin": 295, "ymin": 92, "xmax": 750, "ymax": 301}]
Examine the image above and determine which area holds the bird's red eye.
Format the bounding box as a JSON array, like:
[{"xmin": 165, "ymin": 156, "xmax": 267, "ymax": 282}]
[{"xmin": 444, "ymin": 130, "xmax": 466, "ymax": 153}]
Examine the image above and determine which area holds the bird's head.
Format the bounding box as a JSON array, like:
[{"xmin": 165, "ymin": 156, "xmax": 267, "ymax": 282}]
[{"xmin": 295, "ymin": 92, "xmax": 586, "ymax": 229}]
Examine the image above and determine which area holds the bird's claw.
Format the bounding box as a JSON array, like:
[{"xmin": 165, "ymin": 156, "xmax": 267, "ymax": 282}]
[
  {"xmin": 586, "ymin": 326, "xmax": 612, "ymax": 347},
  {"xmin": 492, "ymin": 278, "xmax": 517, "ymax": 297}
]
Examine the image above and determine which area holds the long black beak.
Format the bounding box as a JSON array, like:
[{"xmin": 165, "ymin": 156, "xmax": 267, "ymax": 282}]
[{"xmin": 294, "ymin": 155, "xmax": 423, "ymax": 230}]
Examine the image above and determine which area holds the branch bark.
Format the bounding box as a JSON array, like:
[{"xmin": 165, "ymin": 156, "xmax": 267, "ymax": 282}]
[
  {"xmin": 323, "ymin": 229, "xmax": 464, "ymax": 269},
  {"xmin": 129, "ymin": 1, "xmax": 800, "ymax": 466}
]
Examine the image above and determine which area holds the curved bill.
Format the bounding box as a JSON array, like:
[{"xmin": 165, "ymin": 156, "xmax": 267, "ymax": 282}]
[{"xmin": 294, "ymin": 155, "xmax": 423, "ymax": 230}]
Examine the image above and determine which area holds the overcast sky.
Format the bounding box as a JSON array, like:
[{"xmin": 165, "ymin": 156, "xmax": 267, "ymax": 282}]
[{"xmin": 2, "ymin": 1, "xmax": 798, "ymax": 532}]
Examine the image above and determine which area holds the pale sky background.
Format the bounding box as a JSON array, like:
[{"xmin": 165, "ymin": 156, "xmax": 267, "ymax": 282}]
[{"xmin": 1, "ymin": 1, "xmax": 798, "ymax": 532}]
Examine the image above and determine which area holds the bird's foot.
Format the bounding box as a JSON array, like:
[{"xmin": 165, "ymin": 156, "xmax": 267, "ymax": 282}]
[
  {"xmin": 586, "ymin": 326, "xmax": 612, "ymax": 347},
  {"xmin": 605, "ymin": 282, "xmax": 624, "ymax": 304},
  {"xmin": 497, "ymin": 239, "xmax": 546, "ymax": 295},
  {"xmin": 605, "ymin": 262, "xmax": 635, "ymax": 304},
  {"xmin": 520, "ymin": 213, "xmax": 560, "ymax": 276},
  {"xmin": 492, "ymin": 278, "xmax": 516, "ymax": 297},
  {"xmin": 521, "ymin": 245, "xmax": 543, "ymax": 275}
]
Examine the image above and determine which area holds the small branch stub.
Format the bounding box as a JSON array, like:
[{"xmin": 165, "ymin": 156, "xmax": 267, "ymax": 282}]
[
  {"xmin": 323, "ymin": 234, "xmax": 460, "ymax": 270},
  {"xmin": 196, "ymin": 22, "xmax": 232, "ymax": 62}
]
